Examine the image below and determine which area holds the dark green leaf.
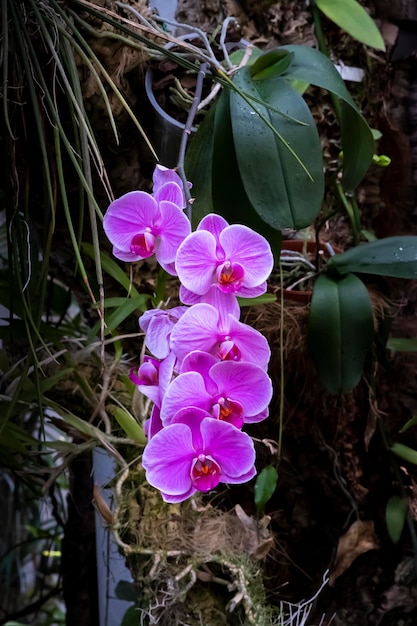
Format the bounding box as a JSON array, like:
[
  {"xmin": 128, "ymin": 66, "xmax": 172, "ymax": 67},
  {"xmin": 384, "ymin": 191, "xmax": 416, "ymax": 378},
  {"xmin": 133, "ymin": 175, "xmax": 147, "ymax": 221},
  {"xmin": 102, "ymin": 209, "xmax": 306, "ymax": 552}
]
[
  {"xmin": 184, "ymin": 105, "xmax": 216, "ymax": 228},
  {"xmin": 391, "ymin": 442, "xmax": 417, "ymax": 465},
  {"xmin": 115, "ymin": 580, "xmax": 138, "ymax": 602},
  {"xmin": 250, "ymin": 49, "xmax": 294, "ymax": 80},
  {"xmin": 386, "ymin": 495, "xmax": 408, "ymax": 543},
  {"xmin": 228, "ymin": 46, "xmax": 263, "ymax": 68},
  {"xmin": 230, "ymin": 66, "xmax": 324, "ymax": 229},
  {"xmin": 315, "ymin": 0, "xmax": 385, "ymax": 50},
  {"xmin": 237, "ymin": 293, "xmax": 277, "ymax": 307},
  {"xmin": 387, "ymin": 338, "xmax": 417, "ymax": 352},
  {"xmin": 328, "ymin": 237, "xmax": 417, "ymax": 278},
  {"xmin": 120, "ymin": 605, "xmax": 139, "ymax": 626},
  {"xmin": 112, "ymin": 407, "xmax": 147, "ymax": 444},
  {"xmin": 254, "ymin": 465, "xmax": 278, "ymax": 515},
  {"xmin": 279, "ymin": 45, "xmax": 374, "ymax": 190},
  {"xmin": 399, "ymin": 415, "xmax": 417, "ymax": 434},
  {"xmin": 308, "ymin": 273, "xmax": 374, "ymax": 394},
  {"xmin": 211, "ymin": 88, "xmax": 283, "ymax": 260}
]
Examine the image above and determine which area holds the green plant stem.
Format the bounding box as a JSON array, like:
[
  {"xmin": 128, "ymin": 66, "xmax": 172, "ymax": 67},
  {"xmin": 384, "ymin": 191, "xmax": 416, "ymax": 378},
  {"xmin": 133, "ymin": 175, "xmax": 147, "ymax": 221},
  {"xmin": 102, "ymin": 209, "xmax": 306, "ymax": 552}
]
[
  {"xmin": 177, "ymin": 62, "xmax": 208, "ymax": 222},
  {"xmin": 335, "ymin": 181, "xmax": 361, "ymax": 244}
]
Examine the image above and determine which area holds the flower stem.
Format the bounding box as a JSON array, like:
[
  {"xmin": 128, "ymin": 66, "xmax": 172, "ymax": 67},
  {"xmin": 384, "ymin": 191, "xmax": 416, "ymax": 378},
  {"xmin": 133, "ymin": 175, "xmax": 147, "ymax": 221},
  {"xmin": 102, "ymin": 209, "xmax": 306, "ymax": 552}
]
[
  {"xmin": 177, "ymin": 62, "xmax": 208, "ymax": 222},
  {"xmin": 277, "ymin": 261, "xmax": 285, "ymax": 462}
]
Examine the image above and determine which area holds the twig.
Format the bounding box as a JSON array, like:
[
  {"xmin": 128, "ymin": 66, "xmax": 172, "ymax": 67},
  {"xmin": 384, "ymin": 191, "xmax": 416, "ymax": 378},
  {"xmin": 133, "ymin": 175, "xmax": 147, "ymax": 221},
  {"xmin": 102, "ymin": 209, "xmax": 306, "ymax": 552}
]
[{"xmin": 220, "ymin": 16, "xmax": 238, "ymax": 69}]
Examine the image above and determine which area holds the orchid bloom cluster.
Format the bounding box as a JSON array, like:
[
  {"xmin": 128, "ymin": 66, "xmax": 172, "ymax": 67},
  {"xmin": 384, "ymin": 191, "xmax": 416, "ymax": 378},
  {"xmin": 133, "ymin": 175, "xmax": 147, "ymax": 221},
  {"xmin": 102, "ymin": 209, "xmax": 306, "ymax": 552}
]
[{"xmin": 103, "ymin": 166, "xmax": 274, "ymax": 503}]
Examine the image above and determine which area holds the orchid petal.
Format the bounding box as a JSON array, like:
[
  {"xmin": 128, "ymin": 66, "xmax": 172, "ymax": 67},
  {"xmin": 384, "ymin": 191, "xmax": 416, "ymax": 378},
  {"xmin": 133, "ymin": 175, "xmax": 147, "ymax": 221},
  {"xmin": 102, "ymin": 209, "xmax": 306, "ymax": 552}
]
[
  {"xmin": 170, "ymin": 304, "xmax": 220, "ymax": 362},
  {"xmin": 210, "ymin": 361, "xmax": 272, "ymax": 417},
  {"xmin": 179, "ymin": 285, "xmax": 202, "ymax": 305},
  {"xmin": 130, "ymin": 356, "xmax": 161, "ymax": 406},
  {"xmin": 154, "ymin": 201, "xmax": 191, "ymax": 265},
  {"xmin": 140, "ymin": 307, "xmax": 187, "ymax": 359},
  {"xmin": 219, "ymin": 225, "xmax": 273, "ymax": 287},
  {"xmin": 160, "ymin": 488, "xmax": 196, "ymax": 503},
  {"xmin": 103, "ymin": 191, "xmax": 159, "ymax": 251},
  {"xmin": 161, "ymin": 260, "xmax": 178, "ymax": 276},
  {"xmin": 153, "ymin": 164, "xmax": 183, "ymax": 190},
  {"xmin": 171, "ymin": 406, "xmax": 212, "ymax": 450},
  {"xmin": 142, "ymin": 423, "xmax": 196, "ymax": 495},
  {"xmin": 161, "ymin": 371, "xmax": 212, "ymax": 424},
  {"xmin": 154, "ymin": 181, "xmax": 185, "ymax": 208},
  {"xmin": 197, "ymin": 214, "xmax": 229, "ymax": 255},
  {"xmin": 224, "ymin": 466, "xmax": 257, "ymax": 484},
  {"xmin": 202, "ymin": 287, "xmax": 240, "ymax": 320},
  {"xmin": 191, "ymin": 455, "xmax": 222, "ymax": 491},
  {"xmin": 153, "ymin": 165, "xmax": 191, "ymax": 203},
  {"xmin": 145, "ymin": 405, "xmax": 164, "ymax": 439},
  {"xmin": 200, "ymin": 419, "xmax": 256, "ymax": 478},
  {"xmin": 197, "ymin": 213, "xmax": 229, "ymax": 234},
  {"xmin": 236, "ymin": 283, "xmax": 268, "ymax": 298},
  {"xmin": 111, "ymin": 247, "xmax": 145, "ymax": 262},
  {"xmin": 140, "ymin": 310, "xmax": 174, "ymax": 359},
  {"xmin": 176, "ymin": 230, "xmax": 218, "ymax": 295},
  {"xmin": 181, "ymin": 351, "xmax": 219, "ymax": 395},
  {"xmin": 244, "ymin": 406, "xmax": 269, "ymax": 424},
  {"xmin": 225, "ymin": 315, "xmax": 271, "ymax": 369}
]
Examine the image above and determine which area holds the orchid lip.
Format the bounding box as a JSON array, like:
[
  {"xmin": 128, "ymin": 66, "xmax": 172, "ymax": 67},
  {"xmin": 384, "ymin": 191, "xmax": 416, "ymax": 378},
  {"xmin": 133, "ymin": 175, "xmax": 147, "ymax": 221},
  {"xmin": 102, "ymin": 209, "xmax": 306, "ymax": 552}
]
[
  {"xmin": 216, "ymin": 396, "xmax": 244, "ymax": 426},
  {"xmin": 190, "ymin": 454, "xmax": 221, "ymax": 491},
  {"xmin": 218, "ymin": 339, "xmax": 241, "ymax": 361},
  {"xmin": 131, "ymin": 229, "xmax": 156, "ymax": 257},
  {"xmin": 216, "ymin": 261, "xmax": 244, "ymax": 293}
]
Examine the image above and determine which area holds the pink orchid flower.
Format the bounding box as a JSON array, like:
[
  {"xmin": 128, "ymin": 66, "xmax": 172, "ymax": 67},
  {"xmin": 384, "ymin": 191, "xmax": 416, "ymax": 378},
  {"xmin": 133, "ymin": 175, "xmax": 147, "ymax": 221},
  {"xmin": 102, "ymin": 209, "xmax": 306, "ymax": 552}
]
[
  {"xmin": 139, "ymin": 306, "xmax": 188, "ymax": 359},
  {"xmin": 142, "ymin": 407, "xmax": 256, "ymax": 503},
  {"xmin": 169, "ymin": 302, "xmax": 270, "ymax": 369},
  {"xmin": 176, "ymin": 214, "xmax": 273, "ymax": 302},
  {"xmin": 161, "ymin": 351, "xmax": 272, "ymax": 429},
  {"xmin": 130, "ymin": 351, "xmax": 176, "ymax": 408},
  {"xmin": 152, "ymin": 165, "xmax": 190, "ymax": 207},
  {"xmin": 103, "ymin": 185, "xmax": 190, "ymax": 273}
]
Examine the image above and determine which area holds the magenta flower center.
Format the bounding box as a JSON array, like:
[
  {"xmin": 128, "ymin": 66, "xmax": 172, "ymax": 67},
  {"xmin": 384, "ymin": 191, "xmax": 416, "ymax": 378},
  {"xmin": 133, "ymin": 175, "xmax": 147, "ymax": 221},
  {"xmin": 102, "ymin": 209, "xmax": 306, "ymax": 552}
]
[
  {"xmin": 217, "ymin": 397, "xmax": 244, "ymax": 428},
  {"xmin": 191, "ymin": 454, "xmax": 221, "ymax": 491},
  {"xmin": 130, "ymin": 228, "xmax": 156, "ymax": 258},
  {"xmin": 218, "ymin": 338, "xmax": 241, "ymax": 361},
  {"xmin": 216, "ymin": 261, "xmax": 244, "ymax": 293}
]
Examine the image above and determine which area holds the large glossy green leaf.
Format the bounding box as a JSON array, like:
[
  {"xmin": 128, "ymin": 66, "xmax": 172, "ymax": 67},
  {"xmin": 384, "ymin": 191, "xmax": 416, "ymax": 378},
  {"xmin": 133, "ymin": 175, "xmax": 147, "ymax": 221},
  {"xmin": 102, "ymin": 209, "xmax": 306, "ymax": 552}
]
[
  {"xmin": 211, "ymin": 88, "xmax": 283, "ymax": 260},
  {"xmin": 230, "ymin": 66, "xmax": 324, "ymax": 230},
  {"xmin": 308, "ymin": 273, "xmax": 374, "ymax": 394},
  {"xmin": 279, "ymin": 45, "xmax": 374, "ymax": 191},
  {"xmin": 328, "ymin": 236, "xmax": 417, "ymax": 278},
  {"xmin": 316, "ymin": 0, "xmax": 385, "ymax": 51},
  {"xmin": 184, "ymin": 104, "xmax": 216, "ymax": 229}
]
